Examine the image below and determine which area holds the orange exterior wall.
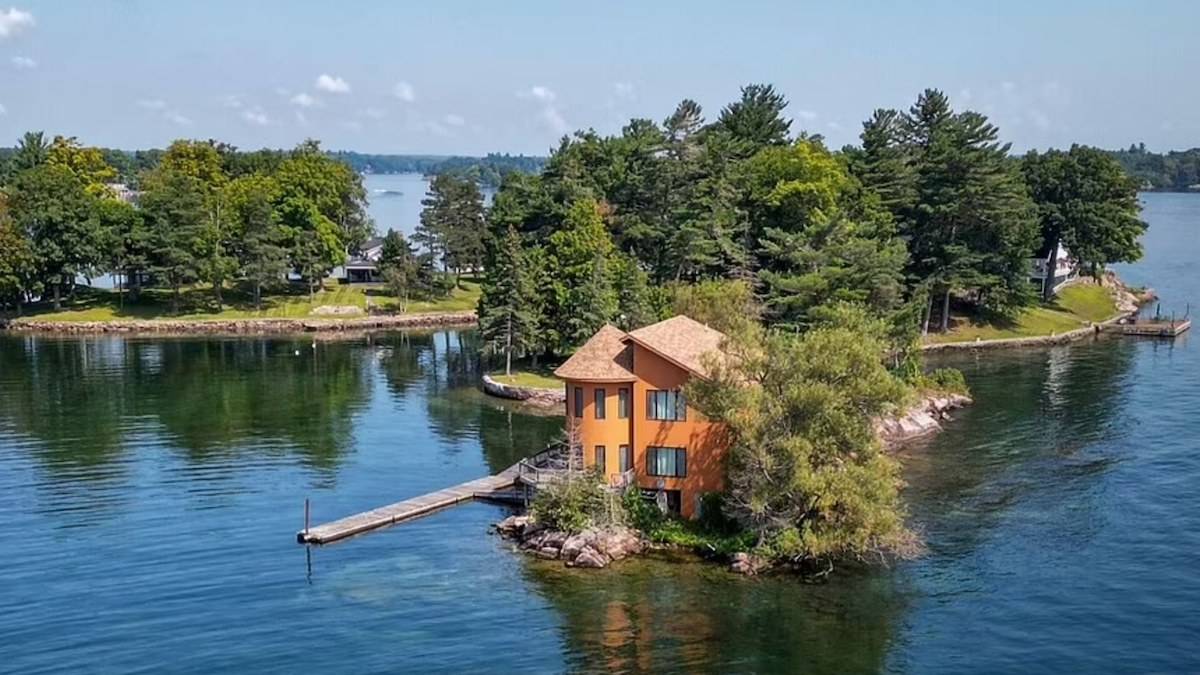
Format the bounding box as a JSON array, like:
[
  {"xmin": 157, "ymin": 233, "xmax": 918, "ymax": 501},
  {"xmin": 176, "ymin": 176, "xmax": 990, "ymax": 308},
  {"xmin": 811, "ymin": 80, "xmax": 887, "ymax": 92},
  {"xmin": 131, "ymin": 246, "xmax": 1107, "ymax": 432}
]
[
  {"xmin": 565, "ymin": 381, "xmax": 634, "ymax": 480},
  {"xmin": 627, "ymin": 344, "xmax": 726, "ymax": 518},
  {"xmin": 561, "ymin": 343, "xmax": 728, "ymax": 519}
]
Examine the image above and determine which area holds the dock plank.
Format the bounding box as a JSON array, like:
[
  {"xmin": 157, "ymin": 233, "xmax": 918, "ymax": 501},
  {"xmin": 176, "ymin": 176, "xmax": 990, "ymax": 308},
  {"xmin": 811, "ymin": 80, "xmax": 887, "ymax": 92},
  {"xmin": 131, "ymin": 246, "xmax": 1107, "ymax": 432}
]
[{"xmin": 297, "ymin": 473, "xmax": 520, "ymax": 544}]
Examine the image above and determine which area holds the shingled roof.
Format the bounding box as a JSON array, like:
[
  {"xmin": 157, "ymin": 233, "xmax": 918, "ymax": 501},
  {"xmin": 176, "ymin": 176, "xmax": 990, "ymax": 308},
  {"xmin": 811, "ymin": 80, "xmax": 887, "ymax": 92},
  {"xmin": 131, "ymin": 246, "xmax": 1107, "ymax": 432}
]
[
  {"xmin": 624, "ymin": 315, "xmax": 727, "ymax": 378},
  {"xmin": 554, "ymin": 316, "xmax": 727, "ymax": 382},
  {"xmin": 553, "ymin": 324, "xmax": 635, "ymax": 382}
]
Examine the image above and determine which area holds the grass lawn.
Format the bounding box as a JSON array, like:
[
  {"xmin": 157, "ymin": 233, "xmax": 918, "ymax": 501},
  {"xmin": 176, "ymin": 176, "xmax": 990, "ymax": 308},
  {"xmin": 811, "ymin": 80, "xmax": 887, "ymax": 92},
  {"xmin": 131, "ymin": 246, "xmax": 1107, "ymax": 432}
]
[
  {"xmin": 928, "ymin": 283, "xmax": 1120, "ymax": 344},
  {"xmin": 487, "ymin": 369, "xmax": 561, "ymax": 389},
  {"xmin": 14, "ymin": 280, "xmax": 480, "ymax": 323}
]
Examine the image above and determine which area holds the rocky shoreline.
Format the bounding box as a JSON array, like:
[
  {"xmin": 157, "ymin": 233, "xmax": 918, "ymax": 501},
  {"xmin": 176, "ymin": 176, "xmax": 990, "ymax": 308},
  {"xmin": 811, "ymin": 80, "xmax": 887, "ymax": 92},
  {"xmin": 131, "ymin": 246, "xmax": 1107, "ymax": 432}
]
[
  {"xmin": 493, "ymin": 515, "xmax": 645, "ymax": 569},
  {"xmin": 480, "ymin": 374, "xmax": 565, "ymax": 407},
  {"xmin": 0, "ymin": 310, "xmax": 477, "ymax": 335},
  {"xmin": 877, "ymin": 392, "xmax": 973, "ymax": 448}
]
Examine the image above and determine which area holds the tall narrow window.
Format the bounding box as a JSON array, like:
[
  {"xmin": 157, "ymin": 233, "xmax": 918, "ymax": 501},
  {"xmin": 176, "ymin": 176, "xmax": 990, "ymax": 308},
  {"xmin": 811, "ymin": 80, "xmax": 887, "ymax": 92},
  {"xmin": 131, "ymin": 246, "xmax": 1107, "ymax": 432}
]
[
  {"xmin": 619, "ymin": 445, "xmax": 632, "ymax": 472},
  {"xmin": 646, "ymin": 447, "xmax": 687, "ymax": 477},
  {"xmin": 594, "ymin": 388, "xmax": 606, "ymax": 419},
  {"xmin": 594, "ymin": 445, "xmax": 606, "ymax": 472},
  {"xmin": 646, "ymin": 390, "xmax": 687, "ymax": 421},
  {"xmin": 618, "ymin": 388, "xmax": 630, "ymax": 419},
  {"xmin": 573, "ymin": 387, "xmax": 583, "ymax": 418}
]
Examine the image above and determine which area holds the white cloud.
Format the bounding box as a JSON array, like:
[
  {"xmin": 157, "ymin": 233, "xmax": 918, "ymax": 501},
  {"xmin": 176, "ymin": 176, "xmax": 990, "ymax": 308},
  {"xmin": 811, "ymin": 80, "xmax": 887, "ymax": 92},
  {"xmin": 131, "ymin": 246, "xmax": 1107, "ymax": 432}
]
[
  {"xmin": 315, "ymin": 74, "xmax": 350, "ymax": 94},
  {"xmin": 613, "ymin": 82, "xmax": 635, "ymax": 99},
  {"xmin": 363, "ymin": 107, "xmax": 386, "ymax": 120},
  {"xmin": 10, "ymin": 55, "xmax": 34, "ymax": 69},
  {"xmin": 795, "ymin": 109, "xmax": 818, "ymax": 122},
  {"xmin": 341, "ymin": 120, "xmax": 363, "ymax": 132},
  {"xmin": 290, "ymin": 92, "xmax": 320, "ymax": 108},
  {"xmin": 526, "ymin": 85, "xmax": 556, "ymax": 102},
  {"xmin": 295, "ymin": 110, "xmax": 309, "ymax": 125},
  {"xmin": 393, "ymin": 80, "xmax": 415, "ymax": 102},
  {"xmin": 222, "ymin": 94, "xmax": 244, "ymax": 109},
  {"xmin": 164, "ymin": 111, "xmax": 192, "ymax": 127},
  {"xmin": 521, "ymin": 85, "xmax": 570, "ymax": 135},
  {"xmin": 0, "ymin": 103, "xmax": 6, "ymax": 115},
  {"xmin": 0, "ymin": 8, "xmax": 34, "ymax": 39},
  {"xmin": 444, "ymin": 113, "xmax": 465, "ymax": 127},
  {"xmin": 826, "ymin": 121, "xmax": 843, "ymax": 131},
  {"xmin": 241, "ymin": 106, "xmax": 270, "ymax": 125},
  {"xmin": 137, "ymin": 98, "xmax": 190, "ymax": 126}
]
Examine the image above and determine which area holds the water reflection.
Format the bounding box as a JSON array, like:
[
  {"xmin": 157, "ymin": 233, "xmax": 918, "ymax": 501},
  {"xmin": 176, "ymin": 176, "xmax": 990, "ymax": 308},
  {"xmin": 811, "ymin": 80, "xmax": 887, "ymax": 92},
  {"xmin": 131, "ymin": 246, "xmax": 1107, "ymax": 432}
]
[
  {"xmin": 524, "ymin": 555, "xmax": 908, "ymax": 674},
  {"xmin": 0, "ymin": 330, "xmax": 560, "ymax": 485},
  {"xmin": 907, "ymin": 338, "xmax": 1137, "ymax": 556}
]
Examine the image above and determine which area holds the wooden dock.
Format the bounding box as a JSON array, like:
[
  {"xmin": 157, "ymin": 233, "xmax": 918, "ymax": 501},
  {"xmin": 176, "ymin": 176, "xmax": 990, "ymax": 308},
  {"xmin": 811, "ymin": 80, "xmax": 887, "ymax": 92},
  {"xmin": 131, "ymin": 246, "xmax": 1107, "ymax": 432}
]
[
  {"xmin": 1108, "ymin": 319, "xmax": 1191, "ymax": 338},
  {"xmin": 296, "ymin": 444, "xmax": 573, "ymax": 545},
  {"xmin": 297, "ymin": 471, "xmax": 523, "ymax": 545}
]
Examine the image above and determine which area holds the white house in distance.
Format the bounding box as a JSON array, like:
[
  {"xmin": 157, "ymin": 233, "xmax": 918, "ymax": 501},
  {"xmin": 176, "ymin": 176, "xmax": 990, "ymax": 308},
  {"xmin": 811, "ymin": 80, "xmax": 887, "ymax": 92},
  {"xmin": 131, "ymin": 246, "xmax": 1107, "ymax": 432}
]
[
  {"xmin": 331, "ymin": 237, "xmax": 385, "ymax": 284},
  {"xmin": 1029, "ymin": 241, "xmax": 1078, "ymax": 296}
]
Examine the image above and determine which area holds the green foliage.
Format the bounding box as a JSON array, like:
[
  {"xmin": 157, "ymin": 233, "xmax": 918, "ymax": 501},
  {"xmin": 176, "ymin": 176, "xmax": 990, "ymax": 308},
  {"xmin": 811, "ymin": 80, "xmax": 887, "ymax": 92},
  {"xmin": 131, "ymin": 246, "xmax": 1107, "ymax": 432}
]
[
  {"xmin": 478, "ymin": 225, "xmax": 540, "ymax": 373},
  {"xmin": 415, "ymin": 173, "xmax": 487, "ymax": 285},
  {"xmin": 670, "ymin": 279, "xmax": 761, "ymax": 338},
  {"xmin": 686, "ymin": 321, "xmax": 917, "ymax": 567},
  {"xmin": 851, "ymin": 89, "xmax": 1041, "ymax": 332},
  {"xmin": 1108, "ymin": 143, "xmax": 1200, "ymax": 191},
  {"xmin": 377, "ymin": 229, "xmax": 421, "ymax": 310},
  {"xmin": 0, "ymin": 196, "xmax": 36, "ymax": 311},
  {"xmin": 917, "ymin": 368, "xmax": 969, "ymax": 395},
  {"xmin": 1023, "ymin": 145, "xmax": 1147, "ymax": 292},
  {"xmin": 7, "ymin": 162, "xmax": 103, "ymax": 308},
  {"xmin": 622, "ymin": 489, "xmax": 754, "ymax": 555},
  {"xmin": 529, "ymin": 469, "xmax": 611, "ymax": 534},
  {"xmin": 545, "ymin": 199, "xmax": 620, "ymax": 353},
  {"xmin": 744, "ymin": 140, "xmax": 908, "ymax": 329}
]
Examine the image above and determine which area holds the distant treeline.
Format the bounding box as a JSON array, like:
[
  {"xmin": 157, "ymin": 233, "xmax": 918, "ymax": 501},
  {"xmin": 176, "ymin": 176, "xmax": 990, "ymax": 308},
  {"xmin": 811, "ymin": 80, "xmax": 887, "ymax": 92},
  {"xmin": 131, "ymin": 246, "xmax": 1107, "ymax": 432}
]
[
  {"xmin": 0, "ymin": 146, "xmax": 546, "ymax": 189},
  {"xmin": 1107, "ymin": 144, "xmax": 1200, "ymax": 191}
]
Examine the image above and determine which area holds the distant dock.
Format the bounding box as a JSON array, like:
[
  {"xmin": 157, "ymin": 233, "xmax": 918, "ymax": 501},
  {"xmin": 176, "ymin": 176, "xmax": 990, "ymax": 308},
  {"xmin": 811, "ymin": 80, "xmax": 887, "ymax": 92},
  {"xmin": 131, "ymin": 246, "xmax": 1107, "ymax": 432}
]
[{"xmin": 1102, "ymin": 304, "xmax": 1191, "ymax": 339}]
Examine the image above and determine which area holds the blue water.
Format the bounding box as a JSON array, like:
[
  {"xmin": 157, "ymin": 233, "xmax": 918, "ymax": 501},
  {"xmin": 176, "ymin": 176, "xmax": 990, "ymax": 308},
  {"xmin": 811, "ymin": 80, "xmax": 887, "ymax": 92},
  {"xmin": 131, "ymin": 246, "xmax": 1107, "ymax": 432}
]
[{"xmin": 2, "ymin": 193, "xmax": 1198, "ymax": 673}]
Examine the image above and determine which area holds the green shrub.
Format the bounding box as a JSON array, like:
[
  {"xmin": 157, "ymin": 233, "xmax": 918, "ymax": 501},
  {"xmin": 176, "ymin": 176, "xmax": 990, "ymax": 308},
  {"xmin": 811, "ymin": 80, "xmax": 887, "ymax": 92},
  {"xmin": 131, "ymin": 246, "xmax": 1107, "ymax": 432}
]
[
  {"xmin": 530, "ymin": 469, "xmax": 609, "ymax": 533},
  {"xmin": 920, "ymin": 367, "xmax": 969, "ymax": 395}
]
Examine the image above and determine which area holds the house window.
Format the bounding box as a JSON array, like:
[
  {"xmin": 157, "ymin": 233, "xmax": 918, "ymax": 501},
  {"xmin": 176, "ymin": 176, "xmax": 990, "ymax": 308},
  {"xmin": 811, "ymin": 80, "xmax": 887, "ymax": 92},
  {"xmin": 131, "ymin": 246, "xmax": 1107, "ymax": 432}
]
[
  {"xmin": 619, "ymin": 445, "xmax": 632, "ymax": 472},
  {"xmin": 618, "ymin": 388, "xmax": 630, "ymax": 419},
  {"xmin": 646, "ymin": 446, "xmax": 687, "ymax": 477},
  {"xmin": 595, "ymin": 388, "xmax": 606, "ymax": 420},
  {"xmin": 594, "ymin": 445, "xmax": 606, "ymax": 472},
  {"xmin": 573, "ymin": 387, "xmax": 583, "ymax": 418},
  {"xmin": 646, "ymin": 390, "xmax": 687, "ymax": 421}
]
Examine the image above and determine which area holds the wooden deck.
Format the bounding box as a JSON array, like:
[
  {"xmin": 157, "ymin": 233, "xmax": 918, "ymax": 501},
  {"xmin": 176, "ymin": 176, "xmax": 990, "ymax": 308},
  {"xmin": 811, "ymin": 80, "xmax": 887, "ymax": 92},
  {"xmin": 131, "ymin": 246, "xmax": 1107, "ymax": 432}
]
[{"xmin": 297, "ymin": 470, "xmax": 523, "ymax": 545}]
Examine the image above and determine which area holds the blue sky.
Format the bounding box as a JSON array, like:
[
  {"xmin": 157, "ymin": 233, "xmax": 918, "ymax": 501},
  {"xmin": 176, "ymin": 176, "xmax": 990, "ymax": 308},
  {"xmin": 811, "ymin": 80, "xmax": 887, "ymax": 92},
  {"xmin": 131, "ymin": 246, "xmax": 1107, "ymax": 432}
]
[{"xmin": 0, "ymin": 1, "xmax": 1196, "ymax": 155}]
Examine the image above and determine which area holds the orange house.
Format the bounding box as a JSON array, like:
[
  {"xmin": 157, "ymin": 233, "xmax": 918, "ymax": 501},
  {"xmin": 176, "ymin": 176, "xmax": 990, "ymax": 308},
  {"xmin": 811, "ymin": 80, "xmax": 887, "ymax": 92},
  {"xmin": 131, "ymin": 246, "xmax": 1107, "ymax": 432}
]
[{"xmin": 553, "ymin": 315, "xmax": 729, "ymax": 519}]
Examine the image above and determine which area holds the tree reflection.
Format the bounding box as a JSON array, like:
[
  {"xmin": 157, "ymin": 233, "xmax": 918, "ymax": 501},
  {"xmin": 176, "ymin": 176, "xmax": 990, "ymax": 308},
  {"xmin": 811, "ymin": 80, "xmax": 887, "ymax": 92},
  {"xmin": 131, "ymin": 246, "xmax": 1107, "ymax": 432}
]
[
  {"xmin": 523, "ymin": 556, "xmax": 905, "ymax": 674},
  {"xmin": 904, "ymin": 339, "xmax": 1138, "ymax": 555}
]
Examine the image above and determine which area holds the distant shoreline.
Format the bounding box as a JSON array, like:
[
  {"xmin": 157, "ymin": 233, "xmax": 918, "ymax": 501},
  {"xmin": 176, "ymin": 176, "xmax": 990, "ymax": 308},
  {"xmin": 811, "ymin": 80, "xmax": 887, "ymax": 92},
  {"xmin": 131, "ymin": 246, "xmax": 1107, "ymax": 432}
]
[{"xmin": 0, "ymin": 310, "xmax": 478, "ymax": 336}]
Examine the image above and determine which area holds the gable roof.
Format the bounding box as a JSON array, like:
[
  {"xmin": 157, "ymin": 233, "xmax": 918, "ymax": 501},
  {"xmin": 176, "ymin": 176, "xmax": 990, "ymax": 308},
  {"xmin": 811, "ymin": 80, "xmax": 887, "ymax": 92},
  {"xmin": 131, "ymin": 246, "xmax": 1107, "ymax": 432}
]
[
  {"xmin": 624, "ymin": 315, "xmax": 727, "ymax": 378},
  {"xmin": 553, "ymin": 324, "xmax": 635, "ymax": 382}
]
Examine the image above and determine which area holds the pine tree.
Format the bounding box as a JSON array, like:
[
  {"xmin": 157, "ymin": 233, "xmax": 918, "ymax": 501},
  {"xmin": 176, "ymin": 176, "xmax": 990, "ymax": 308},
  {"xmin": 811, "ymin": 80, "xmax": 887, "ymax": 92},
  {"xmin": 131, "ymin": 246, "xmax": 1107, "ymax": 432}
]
[
  {"xmin": 234, "ymin": 180, "xmax": 288, "ymax": 309},
  {"xmin": 478, "ymin": 226, "xmax": 539, "ymax": 375},
  {"xmin": 140, "ymin": 168, "xmax": 208, "ymax": 313},
  {"xmin": 545, "ymin": 199, "xmax": 620, "ymax": 353},
  {"xmin": 716, "ymin": 83, "xmax": 792, "ymax": 152},
  {"xmin": 898, "ymin": 90, "xmax": 1038, "ymax": 331}
]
